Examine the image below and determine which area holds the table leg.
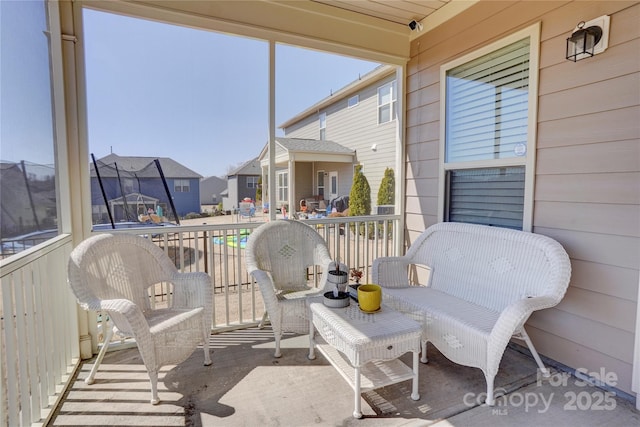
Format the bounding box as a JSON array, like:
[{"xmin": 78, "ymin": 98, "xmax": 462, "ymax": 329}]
[
  {"xmin": 308, "ymin": 319, "xmax": 316, "ymax": 360},
  {"xmin": 353, "ymin": 366, "xmax": 362, "ymax": 418},
  {"xmin": 411, "ymin": 351, "xmax": 420, "ymax": 400}
]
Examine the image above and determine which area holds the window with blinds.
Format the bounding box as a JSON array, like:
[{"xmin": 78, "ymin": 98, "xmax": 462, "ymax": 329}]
[
  {"xmin": 445, "ymin": 39, "xmax": 530, "ymax": 163},
  {"xmin": 446, "ymin": 167, "xmax": 525, "ymax": 230},
  {"xmin": 441, "ymin": 27, "xmax": 538, "ymax": 231}
]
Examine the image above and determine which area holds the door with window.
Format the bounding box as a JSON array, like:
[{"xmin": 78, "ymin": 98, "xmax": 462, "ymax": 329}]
[
  {"xmin": 277, "ymin": 170, "xmax": 288, "ymax": 207},
  {"xmin": 328, "ymin": 171, "xmax": 338, "ymax": 201}
]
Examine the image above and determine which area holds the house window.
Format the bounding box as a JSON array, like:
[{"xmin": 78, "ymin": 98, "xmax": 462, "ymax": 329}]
[
  {"xmin": 277, "ymin": 170, "xmax": 288, "ymax": 203},
  {"xmin": 348, "ymin": 95, "xmax": 359, "ymax": 108},
  {"xmin": 247, "ymin": 176, "xmax": 258, "ymax": 189},
  {"xmin": 440, "ymin": 24, "xmax": 539, "ymax": 231},
  {"xmin": 319, "ymin": 112, "xmax": 326, "ymax": 140},
  {"xmin": 317, "ymin": 171, "xmax": 325, "ymax": 197},
  {"xmin": 174, "ymin": 179, "xmax": 190, "ymax": 192},
  {"xmin": 377, "ymin": 80, "xmax": 397, "ymax": 124}
]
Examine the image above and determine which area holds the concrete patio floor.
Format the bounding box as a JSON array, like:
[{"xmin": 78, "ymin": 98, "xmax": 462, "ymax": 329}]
[{"xmin": 48, "ymin": 327, "xmax": 639, "ymax": 427}]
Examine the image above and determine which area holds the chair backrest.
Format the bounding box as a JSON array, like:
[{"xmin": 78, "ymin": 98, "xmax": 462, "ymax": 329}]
[
  {"xmin": 245, "ymin": 220, "xmax": 332, "ymax": 292},
  {"xmin": 406, "ymin": 223, "xmax": 571, "ymax": 312},
  {"xmin": 68, "ymin": 233, "xmax": 177, "ymax": 312}
]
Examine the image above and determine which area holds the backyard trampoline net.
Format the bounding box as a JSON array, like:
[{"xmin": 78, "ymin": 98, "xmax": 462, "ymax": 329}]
[
  {"xmin": 91, "ymin": 155, "xmax": 179, "ymax": 227},
  {"xmin": 0, "ymin": 161, "xmax": 58, "ymax": 257}
]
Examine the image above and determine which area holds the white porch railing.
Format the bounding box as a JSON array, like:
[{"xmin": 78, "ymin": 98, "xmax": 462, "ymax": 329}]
[
  {"xmin": 0, "ymin": 234, "xmax": 78, "ymax": 426},
  {"xmin": 94, "ymin": 215, "xmax": 401, "ymax": 330},
  {"xmin": 0, "ymin": 215, "xmax": 400, "ymax": 425}
]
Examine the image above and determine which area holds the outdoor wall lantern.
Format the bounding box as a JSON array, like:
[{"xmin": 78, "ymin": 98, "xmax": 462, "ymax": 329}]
[{"xmin": 566, "ymin": 15, "xmax": 610, "ymax": 62}]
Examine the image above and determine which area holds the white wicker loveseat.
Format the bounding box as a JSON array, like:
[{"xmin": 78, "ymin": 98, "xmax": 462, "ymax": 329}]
[{"xmin": 372, "ymin": 222, "xmax": 571, "ymax": 405}]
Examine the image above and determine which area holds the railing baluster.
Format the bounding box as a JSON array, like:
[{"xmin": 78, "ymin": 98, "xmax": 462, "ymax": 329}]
[
  {"xmin": 2, "ymin": 273, "xmax": 20, "ymax": 426},
  {"xmin": 23, "ymin": 265, "xmax": 42, "ymax": 422},
  {"xmin": 14, "ymin": 269, "xmax": 32, "ymax": 426}
]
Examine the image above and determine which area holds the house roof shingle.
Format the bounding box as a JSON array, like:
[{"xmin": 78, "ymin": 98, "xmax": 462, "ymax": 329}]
[
  {"xmin": 90, "ymin": 153, "xmax": 202, "ymax": 179},
  {"xmin": 275, "ymin": 137, "xmax": 354, "ymax": 154},
  {"xmin": 227, "ymin": 157, "xmax": 260, "ymax": 177}
]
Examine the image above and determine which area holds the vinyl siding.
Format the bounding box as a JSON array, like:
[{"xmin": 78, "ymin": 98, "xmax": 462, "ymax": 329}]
[
  {"xmin": 406, "ymin": 0, "xmax": 640, "ymax": 394},
  {"xmin": 284, "ymin": 73, "xmax": 398, "ymax": 211}
]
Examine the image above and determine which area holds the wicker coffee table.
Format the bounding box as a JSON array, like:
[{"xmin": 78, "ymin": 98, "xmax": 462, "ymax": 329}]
[{"xmin": 307, "ymin": 297, "xmax": 422, "ymax": 418}]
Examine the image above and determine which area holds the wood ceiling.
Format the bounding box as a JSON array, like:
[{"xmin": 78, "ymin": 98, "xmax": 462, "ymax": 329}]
[{"xmin": 312, "ymin": 0, "xmax": 452, "ymax": 26}]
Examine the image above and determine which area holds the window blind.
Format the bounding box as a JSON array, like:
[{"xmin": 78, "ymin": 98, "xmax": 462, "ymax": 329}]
[
  {"xmin": 447, "ymin": 166, "xmax": 525, "ymax": 229},
  {"xmin": 445, "ymin": 39, "xmax": 530, "ymax": 163}
]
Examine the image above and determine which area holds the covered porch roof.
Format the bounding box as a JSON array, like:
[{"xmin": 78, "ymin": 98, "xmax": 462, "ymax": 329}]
[{"xmin": 258, "ymin": 137, "xmax": 355, "ymax": 168}]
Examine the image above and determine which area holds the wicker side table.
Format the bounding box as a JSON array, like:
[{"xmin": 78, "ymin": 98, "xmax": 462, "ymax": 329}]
[{"xmin": 308, "ymin": 297, "xmax": 422, "ymax": 418}]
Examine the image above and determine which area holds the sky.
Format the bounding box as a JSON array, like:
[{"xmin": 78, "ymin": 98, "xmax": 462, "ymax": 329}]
[
  {"xmin": 1, "ymin": 1, "xmax": 56, "ymax": 170},
  {"xmin": 82, "ymin": 8, "xmax": 381, "ymax": 178}
]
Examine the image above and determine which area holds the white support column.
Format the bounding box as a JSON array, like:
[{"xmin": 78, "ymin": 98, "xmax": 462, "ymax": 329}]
[
  {"xmin": 61, "ymin": 0, "xmax": 93, "ymax": 359},
  {"xmin": 632, "ymin": 269, "xmax": 640, "ymax": 410},
  {"xmin": 268, "ymin": 41, "xmax": 276, "ymax": 222},
  {"xmin": 289, "ymin": 157, "xmax": 295, "ymax": 215},
  {"xmin": 395, "ymin": 65, "xmax": 406, "ymax": 256}
]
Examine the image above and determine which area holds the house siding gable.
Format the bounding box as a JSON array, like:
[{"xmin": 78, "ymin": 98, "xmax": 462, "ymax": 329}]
[{"xmin": 283, "ymin": 73, "xmax": 399, "ymax": 211}]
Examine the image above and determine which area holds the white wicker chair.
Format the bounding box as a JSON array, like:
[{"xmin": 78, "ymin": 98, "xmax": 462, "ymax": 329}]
[
  {"xmin": 372, "ymin": 222, "xmax": 572, "ymax": 405},
  {"xmin": 67, "ymin": 233, "xmax": 213, "ymax": 405},
  {"xmin": 245, "ymin": 220, "xmax": 336, "ymax": 357}
]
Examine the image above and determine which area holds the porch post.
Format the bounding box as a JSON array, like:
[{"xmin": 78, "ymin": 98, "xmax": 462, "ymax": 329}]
[
  {"xmin": 395, "ymin": 65, "xmax": 406, "ymax": 256},
  {"xmin": 633, "ymin": 271, "xmax": 640, "ymax": 410},
  {"xmin": 62, "ymin": 0, "xmax": 93, "ymax": 359},
  {"xmin": 268, "ymin": 41, "xmax": 276, "ymax": 221},
  {"xmin": 289, "ymin": 157, "xmax": 295, "ymax": 215}
]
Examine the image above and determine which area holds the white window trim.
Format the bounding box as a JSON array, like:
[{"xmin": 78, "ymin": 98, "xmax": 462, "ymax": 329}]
[
  {"xmin": 319, "ymin": 112, "xmax": 326, "ymax": 139},
  {"xmin": 174, "ymin": 179, "xmax": 190, "ymax": 192},
  {"xmin": 316, "ymin": 170, "xmax": 325, "ymax": 196},
  {"xmin": 277, "ymin": 170, "xmax": 288, "ymax": 204},
  {"xmin": 377, "ymin": 80, "xmax": 397, "ymax": 124},
  {"xmin": 437, "ymin": 22, "xmax": 540, "ymax": 232},
  {"xmin": 247, "ymin": 176, "xmax": 258, "ymax": 188}
]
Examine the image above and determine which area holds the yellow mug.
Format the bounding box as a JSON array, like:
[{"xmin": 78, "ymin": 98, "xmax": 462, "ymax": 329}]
[{"xmin": 358, "ymin": 284, "xmax": 382, "ymax": 312}]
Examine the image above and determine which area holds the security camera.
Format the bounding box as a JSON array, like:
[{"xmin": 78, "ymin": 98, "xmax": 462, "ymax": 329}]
[{"xmin": 408, "ymin": 20, "xmax": 423, "ymax": 31}]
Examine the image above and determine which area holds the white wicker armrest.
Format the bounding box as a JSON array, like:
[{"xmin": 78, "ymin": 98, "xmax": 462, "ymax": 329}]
[
  {"xmin": 488, "ymin": 295, "xmax": 559, "ymax": 362},
  {"xmin": 96, "ymin": 298, "xmax": 152, "ymax": 343},
  {"xmin": 170, "ymin": 272, "xmax": 212, "ymax": 309},
  {"xmin": 249, "ymin": 269, "xmax": 280, "ymax": 314},
  {"xmin": 372, "ymin": 256, "xmax": 411, "ymax": 288}
]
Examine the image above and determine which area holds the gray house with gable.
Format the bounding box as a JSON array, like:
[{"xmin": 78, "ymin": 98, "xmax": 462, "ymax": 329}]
[
  {"xmin": 222, "ymin": 158, "xmax": 261, "ymax": 213},
  {"xmin": 200, "ymin": 175, "xmax": 227, "ymax": 208}
]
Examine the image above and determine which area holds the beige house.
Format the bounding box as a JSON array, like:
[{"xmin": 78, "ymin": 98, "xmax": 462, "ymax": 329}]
[
  {"xmin": 3, "ymin": 0, "xmax": 639, "ymax": 419},
  {"xmin": 259, "ymin": 66, "xmax": 399, "ymax": 213},
  {"xmin": 403, "ymin": 1, "xmax": 639, "ymax": 400}
]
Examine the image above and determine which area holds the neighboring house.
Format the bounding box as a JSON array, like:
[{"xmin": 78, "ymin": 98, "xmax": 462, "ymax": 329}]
[
  {"xmin": 90, "ymin": 153, "xmax": 202, "ymax": 222},
  {"xmin": 258, "ymin": 65, "xmax": 398, "ymax": 213},
  {"xmin": 222, "ymin": 158, "xmax": 261, "ymax": 212},
  {"xmin": 257, "ymin": 137, "xmax": 355, "ymax": 212},
  {"xmin": 199, "ymin": 175, "xmax": 227, "ymax": 207}
]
